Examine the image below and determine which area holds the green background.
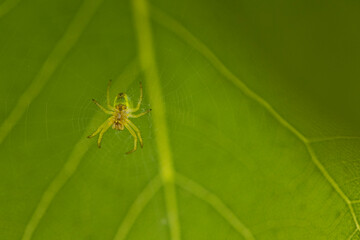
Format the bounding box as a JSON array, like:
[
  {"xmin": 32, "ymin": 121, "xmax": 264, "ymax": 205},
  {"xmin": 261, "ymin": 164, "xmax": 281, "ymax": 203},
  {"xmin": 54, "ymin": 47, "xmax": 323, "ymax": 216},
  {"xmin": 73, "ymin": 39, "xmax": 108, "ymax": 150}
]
[{"xmin": 1, "ymin": 0, "xmax": 360, "ymax": 239}]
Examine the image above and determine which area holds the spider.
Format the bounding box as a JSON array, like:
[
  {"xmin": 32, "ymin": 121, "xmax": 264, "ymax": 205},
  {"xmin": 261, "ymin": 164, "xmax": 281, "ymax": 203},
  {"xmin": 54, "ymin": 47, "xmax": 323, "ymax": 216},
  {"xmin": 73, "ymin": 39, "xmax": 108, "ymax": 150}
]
[{"xmin": 87, "ymin": 80, "xmax": 151, "ymax": 154}]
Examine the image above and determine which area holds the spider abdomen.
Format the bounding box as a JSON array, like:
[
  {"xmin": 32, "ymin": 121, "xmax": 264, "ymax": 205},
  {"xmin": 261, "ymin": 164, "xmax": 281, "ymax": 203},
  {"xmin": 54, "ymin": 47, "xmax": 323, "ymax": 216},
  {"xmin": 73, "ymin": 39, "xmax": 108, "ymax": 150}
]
[{"xmin": 113, "ymin": 121, "xmax": 124, "ymax": 130}]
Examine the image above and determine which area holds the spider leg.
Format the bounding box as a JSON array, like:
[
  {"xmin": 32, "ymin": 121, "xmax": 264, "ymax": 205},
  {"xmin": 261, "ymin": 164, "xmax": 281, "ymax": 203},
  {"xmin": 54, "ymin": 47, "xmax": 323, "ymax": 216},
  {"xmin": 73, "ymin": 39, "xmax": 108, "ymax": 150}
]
[
  {"xmin": 127, "ymin": 82, "xmax": 143, "ymax": 113},
  {"xmin": 87, "ymin": 117, "xmax": 113, "ymax": 138},
  {"xmin": 124, "ymin": 123, "xmax": 138, "ymax": 154},
  {"xmin": 128, "ymin": 109, "xmax": 151, "ymax": 118},
  {"xmin": 92, "ymin": 99, "xmax": 113, "ymax": 114},
  {"xmin": 126, "ymin": 119, "xmax": 143, "ymax": 148},
  {"xmin": 123, "ymin": 94, "xmax": 130, "ymax": 108},
  {"xmin": 97, "ymin": 118, "xmax": 114, "ymax": 148},
  {"xmin": 107, "ymin": 80, "xmax": 113, "ymax": 109}
]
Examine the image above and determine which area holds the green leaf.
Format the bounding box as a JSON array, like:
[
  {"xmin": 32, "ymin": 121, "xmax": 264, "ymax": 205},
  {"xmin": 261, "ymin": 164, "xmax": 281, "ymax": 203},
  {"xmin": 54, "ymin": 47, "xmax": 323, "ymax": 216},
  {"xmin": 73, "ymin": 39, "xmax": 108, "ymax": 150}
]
[{"xmin": 1, "ymin": 0, "xmax": 360, "ymax": 239}]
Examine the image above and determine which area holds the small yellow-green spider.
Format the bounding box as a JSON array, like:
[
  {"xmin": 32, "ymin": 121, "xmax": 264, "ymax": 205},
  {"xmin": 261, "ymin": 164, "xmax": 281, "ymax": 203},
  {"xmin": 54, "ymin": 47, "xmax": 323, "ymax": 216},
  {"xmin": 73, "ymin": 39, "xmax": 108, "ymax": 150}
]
[{"xmin": 88, "ymin": 80, "xmax": 151, "ymax": 154}]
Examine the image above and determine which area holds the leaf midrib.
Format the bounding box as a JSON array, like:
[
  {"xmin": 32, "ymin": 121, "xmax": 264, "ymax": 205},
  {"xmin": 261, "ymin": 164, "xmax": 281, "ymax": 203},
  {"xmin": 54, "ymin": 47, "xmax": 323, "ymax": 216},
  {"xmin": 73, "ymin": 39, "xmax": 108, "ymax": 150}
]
[{"xmin": 131, "ymin": 0, "xmax": 182, "ymax": 239}]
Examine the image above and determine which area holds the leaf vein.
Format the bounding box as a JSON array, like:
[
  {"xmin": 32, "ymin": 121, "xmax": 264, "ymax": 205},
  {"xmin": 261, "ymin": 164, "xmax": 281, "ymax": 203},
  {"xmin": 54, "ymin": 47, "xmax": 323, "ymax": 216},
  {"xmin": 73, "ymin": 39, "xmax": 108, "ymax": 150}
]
[
  {"xmin": 347, "ymin": 228, "xmax": 358, "ymax": 240},
  {"xmin": 150, "ymin": 5, "xmax": 360, "ymax": 233},
  {"xmin": 0, "ymin": 0, "xmax": 104, "ymax": 145},
  {"xmin": 175, "ymin": 173, "xmax": 255, "ymax": 240},
  {"xmin": 20, "ymin": 61, "xmax": 139, "ymax": 240},
  {"xmin": 113, "ymin": 175, "xmax": 162, "ymax": 240}
]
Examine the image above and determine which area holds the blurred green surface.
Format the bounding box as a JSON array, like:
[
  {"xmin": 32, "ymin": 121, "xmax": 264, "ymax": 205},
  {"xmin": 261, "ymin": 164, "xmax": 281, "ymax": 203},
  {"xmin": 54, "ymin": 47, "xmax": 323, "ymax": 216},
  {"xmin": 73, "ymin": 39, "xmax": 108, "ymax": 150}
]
[{"xmin": 1, "ymin": 0, "xmax": 360, "ymax": 239}]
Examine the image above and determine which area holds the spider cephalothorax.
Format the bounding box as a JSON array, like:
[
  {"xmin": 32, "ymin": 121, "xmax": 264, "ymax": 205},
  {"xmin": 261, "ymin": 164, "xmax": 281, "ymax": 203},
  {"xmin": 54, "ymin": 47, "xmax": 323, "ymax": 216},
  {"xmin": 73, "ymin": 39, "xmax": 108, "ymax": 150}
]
[
  {"xmin": 88, "ymin": 81, "xmax": 151, "ymax": 154},
  {"xmin": 116, "ymin": 103, "xmax": 127, "ymax": 111}
]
